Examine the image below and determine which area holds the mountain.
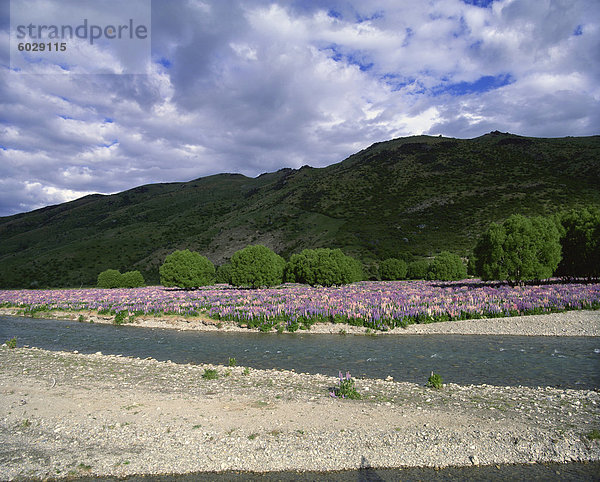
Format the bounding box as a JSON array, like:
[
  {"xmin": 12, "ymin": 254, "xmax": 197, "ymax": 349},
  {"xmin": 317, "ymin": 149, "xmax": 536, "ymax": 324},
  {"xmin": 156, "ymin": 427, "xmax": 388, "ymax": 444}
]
[{"xmin": 1, "ymin": 131, "xmax": 599, "ymax": 288}]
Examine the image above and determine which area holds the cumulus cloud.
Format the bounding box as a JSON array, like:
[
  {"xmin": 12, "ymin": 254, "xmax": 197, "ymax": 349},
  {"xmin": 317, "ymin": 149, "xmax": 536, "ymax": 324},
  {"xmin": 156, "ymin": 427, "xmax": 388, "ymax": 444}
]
[{"xmin": 0, "ymin": 0, "xmax": 598, "ymax": 216}]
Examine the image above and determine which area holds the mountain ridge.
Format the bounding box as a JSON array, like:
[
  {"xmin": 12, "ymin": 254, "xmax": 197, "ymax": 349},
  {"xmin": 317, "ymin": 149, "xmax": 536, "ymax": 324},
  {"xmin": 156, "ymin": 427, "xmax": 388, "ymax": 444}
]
[{"xmin": 1, "ymin": 132, "xmax": 599, "ymax": 288}]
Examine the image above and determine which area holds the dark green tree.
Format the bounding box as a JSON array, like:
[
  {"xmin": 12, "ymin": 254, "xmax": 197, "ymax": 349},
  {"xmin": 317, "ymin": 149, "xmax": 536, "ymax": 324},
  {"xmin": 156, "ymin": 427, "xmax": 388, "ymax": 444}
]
[
  {"xmin": 215, "ymin": 263, "xmax": 233, "ymax": 284},
  {"xmin": 556, "ymin": 206, "xmax": 600, "ymax": 279},
  {"xmin": 379, "ymin": 258, "xmax": 408, "ymax": 280},
  {"xmin": 230, "ymin": 245, "xmax": 285, "ymax": 288},
  {"xmin": 159, "ymin": 249, "xmax": 215, "ymax": 289},
  {"xmin": 97, "ymin": 269, "xmax": 122, "ymax": 289},
  {"xmin": 474, "ymin": 214, "xmax": 562, "ymax": 282},
  {"xmin": 406, "ymin": 260, "xmax": 430, "ymax": 279},
  {"xmin": 284, "ymin": 248, "xmax": 363, "ymax": 286},
  {"xmin": 427, "ymin": 251, "xmax": 467, "ymax": 281},
  {"xmin": 121, "ymin": 270, "xmax": 145, "ymax": 288}
]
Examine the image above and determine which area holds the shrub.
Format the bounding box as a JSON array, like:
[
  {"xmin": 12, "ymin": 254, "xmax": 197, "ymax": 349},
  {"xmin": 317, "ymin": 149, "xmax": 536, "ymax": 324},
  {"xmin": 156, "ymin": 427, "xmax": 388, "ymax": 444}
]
[
  {"xmin": 330, "ymin": 371, "xmax": 361, "ymax": 399},
  {"xmin": 474, "ymin": 214, "xmax": 562, "ymax": 282},
  {"xmin": 556, "ymin": 206, "xmax": 600, "ymax": 280},
  {"xmin": 4, "ymin": 336, "xmax": 17, "ymax": 349},
  {"xmin": 427, "ymin": 251, "xmax": 467, "ymax": 281},
  {"xmin": 202, "ymin": 368, "xmax": 219, "ymax": 380},
  {"xmin": 97, "ymin": 269, "xmax": 122, "ymax": 289},
  {"xmin": 426, "ymin": 372, "xmax": 443, "ymax": 389},
  {"xmin": 284, "ymin": 248, "xmax": 363, "ymax": 286},
  {"xmin": 113, "ymin": 310, "xmax": 128, "ymax": 325},
  {"xmin": 230, "ymin": 245, "xmax": 285, "ymax": 288},
  {"xmin": 121, "ymin": 270, "xmax": 145, "ymax": 288},
  {"xmin": 379, "ymin": 258, "xmax": 408, "ymax": 280},
  {"xmin": 160, "ymin": 249, "xmax": 215, "ymax": 289},
  {"xmin": 216, "ymin": 263, "xmax": 233, "ymax": 284},
  {"xmin": 407, "ymin": 260, "xmax": 430, "ymax": 279}
]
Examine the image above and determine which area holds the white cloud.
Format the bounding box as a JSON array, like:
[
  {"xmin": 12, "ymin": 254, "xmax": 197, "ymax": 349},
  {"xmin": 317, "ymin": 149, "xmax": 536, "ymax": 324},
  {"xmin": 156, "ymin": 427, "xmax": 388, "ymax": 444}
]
[{"xmin": 0, "ymin": 0, "xmax": 598, "ymax": 216}]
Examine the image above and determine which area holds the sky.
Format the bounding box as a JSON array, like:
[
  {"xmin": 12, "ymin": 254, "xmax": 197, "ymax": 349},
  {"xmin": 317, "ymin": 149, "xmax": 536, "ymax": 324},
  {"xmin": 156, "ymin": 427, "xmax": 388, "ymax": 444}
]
[{"xmin": 0, "ymin": 0, "xmax": 599, "ymax": 217}]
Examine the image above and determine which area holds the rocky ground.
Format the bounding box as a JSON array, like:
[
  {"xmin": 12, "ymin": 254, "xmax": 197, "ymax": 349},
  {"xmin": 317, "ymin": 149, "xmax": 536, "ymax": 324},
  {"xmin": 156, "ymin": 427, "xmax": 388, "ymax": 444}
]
[{"xmin": 1, "ymin": 342, "xmax": 599, "ymax": 480}]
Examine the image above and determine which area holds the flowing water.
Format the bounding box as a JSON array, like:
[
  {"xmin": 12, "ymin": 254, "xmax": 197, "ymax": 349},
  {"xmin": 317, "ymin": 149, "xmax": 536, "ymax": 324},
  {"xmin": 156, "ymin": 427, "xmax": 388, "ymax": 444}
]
[{"xmin": 1, "ymin": 315, "xmax": 599, "ymax": 389}]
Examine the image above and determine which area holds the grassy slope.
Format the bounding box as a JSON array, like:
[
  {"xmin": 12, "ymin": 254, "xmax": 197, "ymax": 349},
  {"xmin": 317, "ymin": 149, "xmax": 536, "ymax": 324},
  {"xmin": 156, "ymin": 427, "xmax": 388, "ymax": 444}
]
[{"xmin": 1, "ymin": 132, "xmax": 599, "ymax": 288}]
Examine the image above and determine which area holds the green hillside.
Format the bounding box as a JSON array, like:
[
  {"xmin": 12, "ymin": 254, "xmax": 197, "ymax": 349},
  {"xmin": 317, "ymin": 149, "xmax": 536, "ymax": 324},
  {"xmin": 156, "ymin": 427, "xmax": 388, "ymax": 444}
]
[{"xmin": 1, "ymin": 131, "xmax": 599, "ymax": 288}]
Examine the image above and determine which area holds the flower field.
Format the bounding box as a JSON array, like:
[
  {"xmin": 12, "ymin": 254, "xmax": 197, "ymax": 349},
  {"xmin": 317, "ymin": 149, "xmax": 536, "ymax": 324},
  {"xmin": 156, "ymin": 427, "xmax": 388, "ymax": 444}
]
[{"xmin": 1, "ymin": 280, "xmax": 599, "ymax": 331}]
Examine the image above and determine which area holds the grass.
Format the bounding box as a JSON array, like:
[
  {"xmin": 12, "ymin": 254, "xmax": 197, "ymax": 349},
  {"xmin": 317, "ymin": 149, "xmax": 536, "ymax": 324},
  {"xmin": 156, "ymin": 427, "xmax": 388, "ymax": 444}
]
[
  {"xmin": 202, "ymin": 368, "xmax": 219, "ymax": 380},
  {"xmin": 586, "ymin": 429, "xmax": 600, "ymax": 441}
]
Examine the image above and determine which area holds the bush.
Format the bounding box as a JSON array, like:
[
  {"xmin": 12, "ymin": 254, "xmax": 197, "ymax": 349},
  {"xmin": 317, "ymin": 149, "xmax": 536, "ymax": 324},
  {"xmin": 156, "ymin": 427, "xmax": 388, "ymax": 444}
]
[
  {"xmin": 121, "ymin": 270, "xmax": 145, "ymax": 288},
  {"xmin": 97, "ymin": 269, "xmax": 122, "ymax": 289},
  {"xmin": 427, "ymin": 251, "xmax": 467, "ymax": 281},
  {"xmin": 474, "ymin": 214, "xmax": 562, "ymax": 282},
  {"xmin": 556, "ymin": 206, "xmax": 600, "ymax": 280},
  {"xmin": 426, "ymin": 372, "xmax": 443, "ymax": 389},
  {"xmin": 230, "ymin": 245, "xmax": 285, "ymax": 288},
  {"xmin": 407, "ymin": 260, "xmax": 430, "ymax": 279},
  {"xmin": 215, "ymin": 263, "xmax": 233, "ymax": 284},
  {"xmin": 284, "ymin": 248, "xmax": 363, "ymax": 286},
  {"xmin": 160, "ymin": 249, "xmax": 215, "ymax": 289},
  {"xmin": 202, "ymin": 368, "xmax": 219, "ymax": 380},
  {"xmin": 330, "ymin": 371, "xmax": 361, "ymax": 399},
  {"xmin": 379, "ymin": 258, "xmax": 408, "ymax": 280}
]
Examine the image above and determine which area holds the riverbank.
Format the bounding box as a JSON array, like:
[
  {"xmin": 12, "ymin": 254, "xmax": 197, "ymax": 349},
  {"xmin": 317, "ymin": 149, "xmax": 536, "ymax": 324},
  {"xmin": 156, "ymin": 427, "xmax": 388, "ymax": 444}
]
[
  {"xmin": 1, "ymin": 346, "xmax": 599, "ymax": 480},
  {"xmin": 1, "ymin": 307, "xmax": 599, "ymax": 336}
]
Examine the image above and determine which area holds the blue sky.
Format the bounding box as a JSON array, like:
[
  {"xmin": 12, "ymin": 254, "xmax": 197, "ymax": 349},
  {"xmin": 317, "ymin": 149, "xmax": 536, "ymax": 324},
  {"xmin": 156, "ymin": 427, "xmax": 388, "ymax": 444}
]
[{"xmin": 0, "ymin": 0, "xmax": 599, "ymax": 216}]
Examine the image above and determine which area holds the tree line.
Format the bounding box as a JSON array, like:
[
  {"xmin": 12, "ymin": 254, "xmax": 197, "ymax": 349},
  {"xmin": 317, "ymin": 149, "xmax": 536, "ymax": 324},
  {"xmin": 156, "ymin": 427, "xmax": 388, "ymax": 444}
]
[{"xmin": 97, "ymin": 206, "xmax": 599, "ymax": 289}]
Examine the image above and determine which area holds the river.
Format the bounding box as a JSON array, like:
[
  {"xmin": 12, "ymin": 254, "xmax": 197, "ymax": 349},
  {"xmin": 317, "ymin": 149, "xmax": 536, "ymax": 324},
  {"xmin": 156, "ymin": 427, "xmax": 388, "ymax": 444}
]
[{"xmin": 1, "ymin": 315, "xmax": 599, "ymax": 389}]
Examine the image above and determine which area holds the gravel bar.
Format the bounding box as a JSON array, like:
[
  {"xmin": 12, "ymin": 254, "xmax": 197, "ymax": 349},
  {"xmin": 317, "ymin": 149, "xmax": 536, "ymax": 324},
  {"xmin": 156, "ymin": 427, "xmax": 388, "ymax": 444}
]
[{"xmin": 1, "ymin": 345, "xmax": 599, "ymax": 480}]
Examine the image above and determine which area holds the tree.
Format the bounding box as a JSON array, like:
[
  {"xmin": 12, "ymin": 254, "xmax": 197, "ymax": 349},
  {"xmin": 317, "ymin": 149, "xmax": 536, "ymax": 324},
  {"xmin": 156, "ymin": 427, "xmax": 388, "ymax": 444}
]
[
  {"xmin": 556, "ymin": 206, "xmax": 600, "ymax": 279},
  {"xmin": 427, "ymin": 251, "xmax": 467, "ymax": 281},
  {"xmin": 284, "ymin": 248, "xmax": 363, "ymax": 286},
  {"xmin": 474, "ymin": 214, "xmax": 562, "ymax": 282},
  {"xmin": 159, "ymin": 249, "xmax": 215, "ymax": 289},
  {"xmin": 97, "ymin": 269, "xmax": 122, "ymax": 289},
  {"xmin": 215, "ymin": 263, "xmax": 233, "ymax": 284},
  {"xmin": 406, "ymin": 260, "xmax": 430, "ymax": 279},
  {"xmin": 230, "ymin": 245, "xmax": 285, "ymax": 288},
  {"xmin": 121, "ymin": 270, "xmax": 145, "ymax": 288},
  {"xmin": 379, "ymin": 258, "xmax": 408, "ymax": 280}
]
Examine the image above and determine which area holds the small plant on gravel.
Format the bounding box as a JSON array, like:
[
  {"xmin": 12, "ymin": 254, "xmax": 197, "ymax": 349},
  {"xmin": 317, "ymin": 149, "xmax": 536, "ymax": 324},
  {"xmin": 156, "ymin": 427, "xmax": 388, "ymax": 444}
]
[
  {"xmin": 330, "ymin": 371, "xmax": 361, "ymax": 399},
  {"xmin": 586, "ymin": 429, "xmax": 600, "ymax": 441},
  {"xmin": 78, "ymin": 315, "xmax": 85, "ymax": 322},
  {"xmin": 113, "ymin": 311, "xmax": 128, "ymax": 325},
  {"xmin": 242, "ymin": 367, "xmax": 250, "ymax": 376},
  {"xmin": 228, "ymin": 357, "xmax": 237, "ymax": 367},
  {"xmin": 4, "ymin": 337, "xmax": 17, "ymax": 349},
  {"xmin": 426, "ymin": 371, "xmax": 443, "ymax": 389},
  {"xmin": 202, "ymin": 368, "xmax": 219, "ymax": 380}
]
